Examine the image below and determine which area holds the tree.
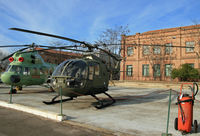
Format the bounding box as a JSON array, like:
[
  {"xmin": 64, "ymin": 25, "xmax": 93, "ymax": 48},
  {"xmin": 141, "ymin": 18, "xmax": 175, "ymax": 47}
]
[
  {"xmin": 95, "ymin": 25, "xmax": 130, "ymax": 54},
  {"xmin": 0, "ymin": 49, "xmax": 9, "ymax": 72},
  {"xmin": 171, "ymin": 64, "xmax": 199, "ymax": 81},
  {"xmin": 95, "ymin": 25, "xmax": 130, "ymax": 80}
]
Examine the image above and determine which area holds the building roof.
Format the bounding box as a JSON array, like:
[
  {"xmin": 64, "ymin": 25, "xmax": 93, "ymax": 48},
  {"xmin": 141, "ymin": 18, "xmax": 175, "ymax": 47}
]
[
  {"xmin": 35, "ymin": 47, "xmax": 82, "ymax": 57},
  {"xmin": 127, "ymin": 24, "xmax": 200, "ymax": 37}
]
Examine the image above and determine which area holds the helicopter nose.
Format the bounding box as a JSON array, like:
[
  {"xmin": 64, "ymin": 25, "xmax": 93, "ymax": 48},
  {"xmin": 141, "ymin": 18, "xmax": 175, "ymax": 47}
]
[
  {"xmin": 1, "ymin": 73, "xmax": 10, "ymax": 84},
  {"xmin": 1, "ymin": 73, "xmax": 20, "ymax": 84}
]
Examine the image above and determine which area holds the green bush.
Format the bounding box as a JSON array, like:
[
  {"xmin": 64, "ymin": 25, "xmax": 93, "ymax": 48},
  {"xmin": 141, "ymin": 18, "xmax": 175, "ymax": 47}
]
[{"xmin": 171, "ymin": 64, "xmax": 199, "ymax": 81}]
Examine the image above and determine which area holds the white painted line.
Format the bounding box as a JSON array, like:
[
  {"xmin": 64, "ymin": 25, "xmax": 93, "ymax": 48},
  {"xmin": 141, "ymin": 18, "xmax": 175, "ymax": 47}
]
[{"xmin": 0, "ymin": 100, "xmax": 67, "ymax": 121}]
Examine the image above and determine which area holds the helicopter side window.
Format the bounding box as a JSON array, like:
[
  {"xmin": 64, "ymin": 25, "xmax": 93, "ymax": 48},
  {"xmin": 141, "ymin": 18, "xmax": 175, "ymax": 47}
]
[
  {"xmin": 44, "ymin": 69, "xmax": 49, "ymax": 75},
  {"xmin": 23, "ymin": 67, "xmax": 30, "ymax": 75},
  {"xmin": 94, "ymin": 64, "xmax": 100, "ymax": 76},
  {"xmin": 40, "ymin": 68, "xmax": 44, "ymax": 75},
  {"xmin": 89, "ymin": 66, "xmax": 94, "ymax": 80},
  {"xmin": 32, "ymin": 67, "xmax": 38, "ymax": 75}
]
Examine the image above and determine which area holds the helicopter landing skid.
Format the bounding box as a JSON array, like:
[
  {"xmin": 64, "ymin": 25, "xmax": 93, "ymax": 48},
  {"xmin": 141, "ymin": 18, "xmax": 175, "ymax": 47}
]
[
  {"xmin": 91, "ymin": 92, "xmax": 116, "ymax": 109},
  {"xmin": 43, "ymin": 95, "xmax": 73, "ymax": 105}
]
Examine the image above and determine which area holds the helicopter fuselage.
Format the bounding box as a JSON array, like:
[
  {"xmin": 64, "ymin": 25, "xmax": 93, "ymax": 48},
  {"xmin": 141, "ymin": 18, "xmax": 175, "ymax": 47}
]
[
  {"xmin": 1, "ymin": 51, "xmax": 55, "ymax": 88},
  {"xmin": 51, "ymin": 56, "xmax": 109, "ymax": 97}
]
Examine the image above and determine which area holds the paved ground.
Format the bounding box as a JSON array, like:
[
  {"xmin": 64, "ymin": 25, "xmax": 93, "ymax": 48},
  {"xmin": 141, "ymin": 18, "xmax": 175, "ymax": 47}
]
[
  {"xmin": 1, "ymin": 83, "xmax": 200, "ymax": 136},
  {"xmin": 0, "ymin": 106, "xmax": 107, "ymax": 136}
]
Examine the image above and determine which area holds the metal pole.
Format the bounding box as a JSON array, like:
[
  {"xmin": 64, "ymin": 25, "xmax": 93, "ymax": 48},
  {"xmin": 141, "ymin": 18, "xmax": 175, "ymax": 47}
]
[
  {"xmin": 166, "ymin": 89, "xmax": 172, "ymax": 134},
  {"xmin": 123, "ymin": 37, "xmax": 126, "ymax": 81},
  {"xmin": 10, "ymin": 85, "xmax": 13, "ymax": 104},
  {"xmin": 59, "ymin": 86, "xmax": 63, "ymax": 116},
  {"xmin": 162, "ymin": 89, "xmax": 172, "ymax": 136}
]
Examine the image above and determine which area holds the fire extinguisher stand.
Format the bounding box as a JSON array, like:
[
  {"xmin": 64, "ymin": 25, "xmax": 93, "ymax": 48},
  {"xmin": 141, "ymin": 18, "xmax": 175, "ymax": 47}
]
[{"xmin": 174, "ymin": 82, "xmax": 199, "ymax": 134}]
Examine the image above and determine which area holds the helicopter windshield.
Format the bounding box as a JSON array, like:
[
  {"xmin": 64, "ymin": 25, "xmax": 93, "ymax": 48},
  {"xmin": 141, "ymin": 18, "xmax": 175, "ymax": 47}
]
[
  {"xmin": 5, "ymin": 65, "xmax": 11, "ymax": 72},
  {"xmin": 9, "ymin": 65, "xmax": 22, "ymax": 74},
  {"xmin": 52, "ymin": 60, "xmax": 70, "ymax": 76},
  {"xmin": 52, "ymin": 60, "xmax": 87, "ymax": 78}
]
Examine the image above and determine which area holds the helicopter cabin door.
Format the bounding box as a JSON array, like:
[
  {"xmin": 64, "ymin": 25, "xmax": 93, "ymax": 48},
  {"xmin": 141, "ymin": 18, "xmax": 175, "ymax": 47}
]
[
  {"xmin": 88, "ymin": 62, "xmax": 102, "ymax": 88},
  {"xmin": 30, "ymin": 67, "xmax": 42, "ymax": 85},
  {"xmin": 23, "ymin": 67, "xmax": 31, "ymax": 85}
]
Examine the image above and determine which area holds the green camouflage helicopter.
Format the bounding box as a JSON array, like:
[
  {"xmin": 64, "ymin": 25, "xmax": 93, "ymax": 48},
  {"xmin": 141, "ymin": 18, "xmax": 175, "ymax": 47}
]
[
  {"xmin": 0, "ymin": 43, "xmax": 59, "ymax": 93},
  {"xmin": 10, "ymin": 28, "xmax": 121, "ymax": 109}
]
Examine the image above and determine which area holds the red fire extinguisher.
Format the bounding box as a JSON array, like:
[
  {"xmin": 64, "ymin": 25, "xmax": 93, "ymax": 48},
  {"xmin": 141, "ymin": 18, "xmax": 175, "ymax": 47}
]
[{"xmin": 174, "ymin": 82, "xmax": 199, "ymax": 134}]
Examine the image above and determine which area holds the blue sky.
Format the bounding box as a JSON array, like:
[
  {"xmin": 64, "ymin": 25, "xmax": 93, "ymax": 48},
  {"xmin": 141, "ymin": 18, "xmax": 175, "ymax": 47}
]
[{"xmin": 0, "ymin": 0, "xmax": 200, "ymax": 53}]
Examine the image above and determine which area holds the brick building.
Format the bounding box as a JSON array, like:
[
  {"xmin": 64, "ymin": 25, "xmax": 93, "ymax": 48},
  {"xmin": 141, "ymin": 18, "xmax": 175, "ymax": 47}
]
[
  {"xmin": 36, "ymin": 48, "xmax": 82, "ymax": 64},
  {"xmin": 120, "ymin": 24, "xmax": 200, "ymax": 81}
]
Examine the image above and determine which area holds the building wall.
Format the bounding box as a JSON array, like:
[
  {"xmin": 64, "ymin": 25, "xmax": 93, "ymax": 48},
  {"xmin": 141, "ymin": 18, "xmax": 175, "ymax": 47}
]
[{"xmin": 120, "ymin": 24, "xmax": 200, "ymax": 81}]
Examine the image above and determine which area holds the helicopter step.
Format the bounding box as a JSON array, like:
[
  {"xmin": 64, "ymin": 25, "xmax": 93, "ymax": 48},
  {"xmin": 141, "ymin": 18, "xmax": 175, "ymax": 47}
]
[
  {"xmin": 91, "ymin": 92, "xmax": 116, "ymax": 109},
  {"xmin": 43, "ymin": 95, "xmax": 73, "ymax": 105}
]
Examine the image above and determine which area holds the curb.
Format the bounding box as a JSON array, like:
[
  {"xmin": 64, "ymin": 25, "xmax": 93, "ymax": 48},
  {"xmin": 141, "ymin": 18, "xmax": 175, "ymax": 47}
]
[{"xmin": 0, "ymin": 100, "xmax": 67, "ymax": 121}]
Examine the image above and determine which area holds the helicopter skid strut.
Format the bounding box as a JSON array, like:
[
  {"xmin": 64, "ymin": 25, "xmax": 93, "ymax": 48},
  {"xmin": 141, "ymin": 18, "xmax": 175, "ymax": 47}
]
[
  {"xmin": 43, "ymin": 95, "xmax": 73, "ymax": 105},
  {"xmin": 91, "ymin": 92, "xmax": 116, "ymax": 109}
]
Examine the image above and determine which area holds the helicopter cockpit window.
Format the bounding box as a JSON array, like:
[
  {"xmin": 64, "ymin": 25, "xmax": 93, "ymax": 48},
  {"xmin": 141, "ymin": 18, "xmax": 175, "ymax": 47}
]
[
  {"xmin": 10, "ymin": 65, "xmax": 22, "ymax": 74},
  {"xmin": 5, "ymin": 65, "xmax": 11, "ymax": 72},
  {"xmin": 62, "ymin": 60, "xmax": 87, "ymax": 79},
  {"xmin": 23, "ymin": 67, "xmax": 30, "ymax": 75},
  {"xmin": 89, "ymin": 66, "xmax": 94, "ymax": 80},
  {"xmin": 52, "ymin": 60, "xmax": 70, "ymax": 76}
]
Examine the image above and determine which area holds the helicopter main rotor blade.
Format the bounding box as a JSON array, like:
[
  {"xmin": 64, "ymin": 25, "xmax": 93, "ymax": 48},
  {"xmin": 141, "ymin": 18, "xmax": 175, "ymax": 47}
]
[
  {"xmin": 63, "ymin": 48, "xmax": 90, "ymax": 52},
  {"xmin": 1, "ymin": 47, "xmax": 29, "ymax": 61},
  {"xmin": 0, "ymin": 44, "xmax": 57, "ymax": 48},
  {"xmin": 10, "ymin": 28, "xmax": 95, "ymax": 51},
  {"xmin": 9, "ymin": 28, "xmax": 120, "ymax": 60},
  {"xmin": 37, "ymin": 48, "xmax": 90, "ymax": 53},
  {"xmin": 10, "ymin": 28, "xmax": 87, "ymax": 44},
  {"xmin": 0, "ymin": 44, "xmax": 31, "ymax": 48}
]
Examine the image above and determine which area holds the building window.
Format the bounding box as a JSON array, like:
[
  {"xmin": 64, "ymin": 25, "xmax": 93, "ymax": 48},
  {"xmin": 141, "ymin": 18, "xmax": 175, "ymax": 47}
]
[
  {"xmin": 126, "ymin": 65, "xmax": 133, "ymax": 76},
  {"xmin": 153, "ymin": 46, "xmax": 161, "ymax": 54},
  {"xmin": 142, "ymin": 64, "xmax": 149, "ymax": 76},
  {"xmin": 188, "ymin": 63, "xmax": 194, "ymax": 68},
  {"xmin": 186, "ymin": 41, "xmax": 195, "ymax": 52},
  {"xmin": 165, "ymin": 43, "xmax": 173, "ymax": 54},
  {"xmin": 127, "ymin": 47, "xmax": 133, "ymax": 56},
  {"xmin": 153, "ymin": 64, "xmax": 160, "ymax": 77},
  {"xmin": 165, "ymin": 64, "xmax": 172, "ymax": 77},
  {"xmin": 143, "ymin": 46, "xmax": 150, "ymax": 55}
]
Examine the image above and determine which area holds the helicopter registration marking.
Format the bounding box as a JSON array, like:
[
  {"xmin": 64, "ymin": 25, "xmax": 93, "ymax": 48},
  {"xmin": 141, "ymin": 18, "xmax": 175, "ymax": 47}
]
[{"xmin": 32, "ymin": 75, "xmax": 40, "ymax": 78}]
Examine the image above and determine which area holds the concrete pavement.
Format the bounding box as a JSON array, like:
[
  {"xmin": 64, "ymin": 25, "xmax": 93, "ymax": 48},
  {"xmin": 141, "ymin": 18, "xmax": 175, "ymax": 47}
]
[
  {"xmin": 0, "ymin": 106, "xmax": 107, "ymax": 136},
  {"xmin": 0, "ymin": 83, "xmax": 200, "ymax": 136}
]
